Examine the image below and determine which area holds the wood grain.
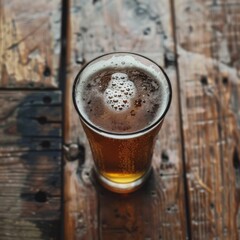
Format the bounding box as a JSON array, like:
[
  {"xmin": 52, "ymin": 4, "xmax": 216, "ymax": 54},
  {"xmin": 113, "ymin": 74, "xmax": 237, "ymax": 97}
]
[
  {"xmin": 0, "ymin": 0, "xmax": 61, "ymax": 88},
  {"xmin": 64, "ymin": 0, "xmax": 187, "ymax": 239},
  {"xmin": 174, "ymin": 0, "xmax": 240, "ymax": 239},
  {"xmin": 0, "ymin": 91, "xmax": 62, "ymax": 239}
]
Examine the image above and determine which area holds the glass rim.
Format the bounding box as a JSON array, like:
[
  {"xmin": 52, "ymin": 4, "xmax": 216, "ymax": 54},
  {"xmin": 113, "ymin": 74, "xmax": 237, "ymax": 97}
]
[{"xmin": 72, "ymin": 51, "xmax": 172, "ymax": 137}]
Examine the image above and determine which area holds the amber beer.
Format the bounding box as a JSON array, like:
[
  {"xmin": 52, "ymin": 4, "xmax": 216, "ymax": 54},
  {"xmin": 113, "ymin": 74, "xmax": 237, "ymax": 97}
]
[{"xmin": 73, "ymin": 52, "xmax": 172, "ymax": 193}]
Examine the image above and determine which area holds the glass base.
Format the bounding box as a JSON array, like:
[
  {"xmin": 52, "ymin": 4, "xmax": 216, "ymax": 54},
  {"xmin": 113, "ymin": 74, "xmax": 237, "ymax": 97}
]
[{"xmin": 94, "ymin": 167, "xmax": 152, "ymax": 193}]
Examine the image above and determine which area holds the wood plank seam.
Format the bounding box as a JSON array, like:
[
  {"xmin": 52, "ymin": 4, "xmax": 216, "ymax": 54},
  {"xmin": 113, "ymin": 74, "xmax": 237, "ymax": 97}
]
[
  {"xmin": 59, "ymin": 0, "xmax": 71, "ymax": 239},
  {"xmin": 169, "ymin": 0, "xmax": 192, "ymax": 239}
]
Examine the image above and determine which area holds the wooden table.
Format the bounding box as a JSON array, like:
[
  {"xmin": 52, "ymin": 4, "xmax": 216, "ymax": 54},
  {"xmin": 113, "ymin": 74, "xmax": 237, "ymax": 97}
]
[{"xmin": 0, "ymin": 0, "xmax": 240, "ymax": 239}]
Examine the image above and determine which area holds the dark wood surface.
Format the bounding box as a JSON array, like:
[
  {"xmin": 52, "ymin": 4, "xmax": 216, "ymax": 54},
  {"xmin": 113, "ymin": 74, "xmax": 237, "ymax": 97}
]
[
  {"xmin": 0, "ymin": 92, "xmax": 62, "ymax": 239},
  {"xmin": 0, "ymin": 0, "xmax": 240, "ymax": 239}
]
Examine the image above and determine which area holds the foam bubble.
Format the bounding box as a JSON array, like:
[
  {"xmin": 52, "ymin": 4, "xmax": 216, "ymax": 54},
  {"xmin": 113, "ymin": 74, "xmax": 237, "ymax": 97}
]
[
  {"xmin": 104, "ymin": 73, "xmax": 136, "ymax": 112},
  {"xmin": 74, "ymin": 53, "xmax": 171, "ymax": 134}
]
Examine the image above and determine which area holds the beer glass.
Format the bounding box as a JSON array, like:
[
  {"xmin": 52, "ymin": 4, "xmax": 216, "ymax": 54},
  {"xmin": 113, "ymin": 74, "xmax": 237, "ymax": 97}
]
[{"xmin": 73, "ymin": 52, "xmax": 172, "ymax": 193}]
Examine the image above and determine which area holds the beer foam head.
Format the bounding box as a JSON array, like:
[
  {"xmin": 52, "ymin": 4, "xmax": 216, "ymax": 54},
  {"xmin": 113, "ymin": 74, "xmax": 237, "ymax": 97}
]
[
  {"xmin": 104, "ymin": 73, "xmax": 136, "ymax": 112},
  {"xmin": 74, "ymin": 53, "xmax": 172, "ymax": 135}
]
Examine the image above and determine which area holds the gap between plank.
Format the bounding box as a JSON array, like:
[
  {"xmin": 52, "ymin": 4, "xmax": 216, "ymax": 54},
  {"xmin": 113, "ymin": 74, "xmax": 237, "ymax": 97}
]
[
  {"xmin": 169, "ymin": 0, "xmax": 192, "ymax": 239},
  {"xmin": 59, "ymin": 0, "xmax": 70, "ymax": 238}
]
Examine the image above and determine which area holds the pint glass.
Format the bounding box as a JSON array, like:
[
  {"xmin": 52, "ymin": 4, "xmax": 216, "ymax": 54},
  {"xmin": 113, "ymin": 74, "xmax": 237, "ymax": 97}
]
[{"xmin": 73, "ymin": 52, "xmax": 172, "ymax": 193}]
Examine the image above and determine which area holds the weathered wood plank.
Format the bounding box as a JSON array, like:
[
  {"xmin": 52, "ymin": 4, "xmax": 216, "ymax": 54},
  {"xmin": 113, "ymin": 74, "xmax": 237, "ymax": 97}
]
[
  {"xmin": 0, "ymin": 219, "xmax": 60, "ymax": 240},
  {"xmin": 0, "ymin": 91, "xmax": 62, "ymax": 151},
  {"xmin": 0, "ymin": 91, "xmax": 62, "ymax": 239},
  {"xmin": 175, "ymin": 0, "xmax": 240, "ymax": 239},
  {"xmin": 0, "ymin": 0, "xmax": 62, "ymax": 88},
  {"xmin": 65, "ymin": 0, "xmax": 187, "ymax": 239}
]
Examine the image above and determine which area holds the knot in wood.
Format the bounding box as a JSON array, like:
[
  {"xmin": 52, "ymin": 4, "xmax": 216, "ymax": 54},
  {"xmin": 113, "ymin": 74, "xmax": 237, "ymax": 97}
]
[
  {"xmin": 164, "ymin": 51, "xmax": 176, "ymax": 68},
  {"xmin": 64, "ymin": 143, "xmax": 85, "ymax": 163}
]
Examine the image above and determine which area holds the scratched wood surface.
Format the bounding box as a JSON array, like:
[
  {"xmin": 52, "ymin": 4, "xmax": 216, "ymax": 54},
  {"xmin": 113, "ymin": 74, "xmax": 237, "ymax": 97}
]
[
  {"xmin": 64, "ymin": 0, "xmax": 187, "ymax": 239},
  {"xmin": 1, "ymin": 0, "xmax": 240, "ymax": 239},
  {"xmin": 0, "ymin": 92, "xmax": 62, "ymax": 239},
  {"xmin": 175, "ymin": 0, "xmax": 240, "ymax": 239},
  {"xmin": 0, "ymin": 0, "xmax": 61, "ymax": 88}
]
